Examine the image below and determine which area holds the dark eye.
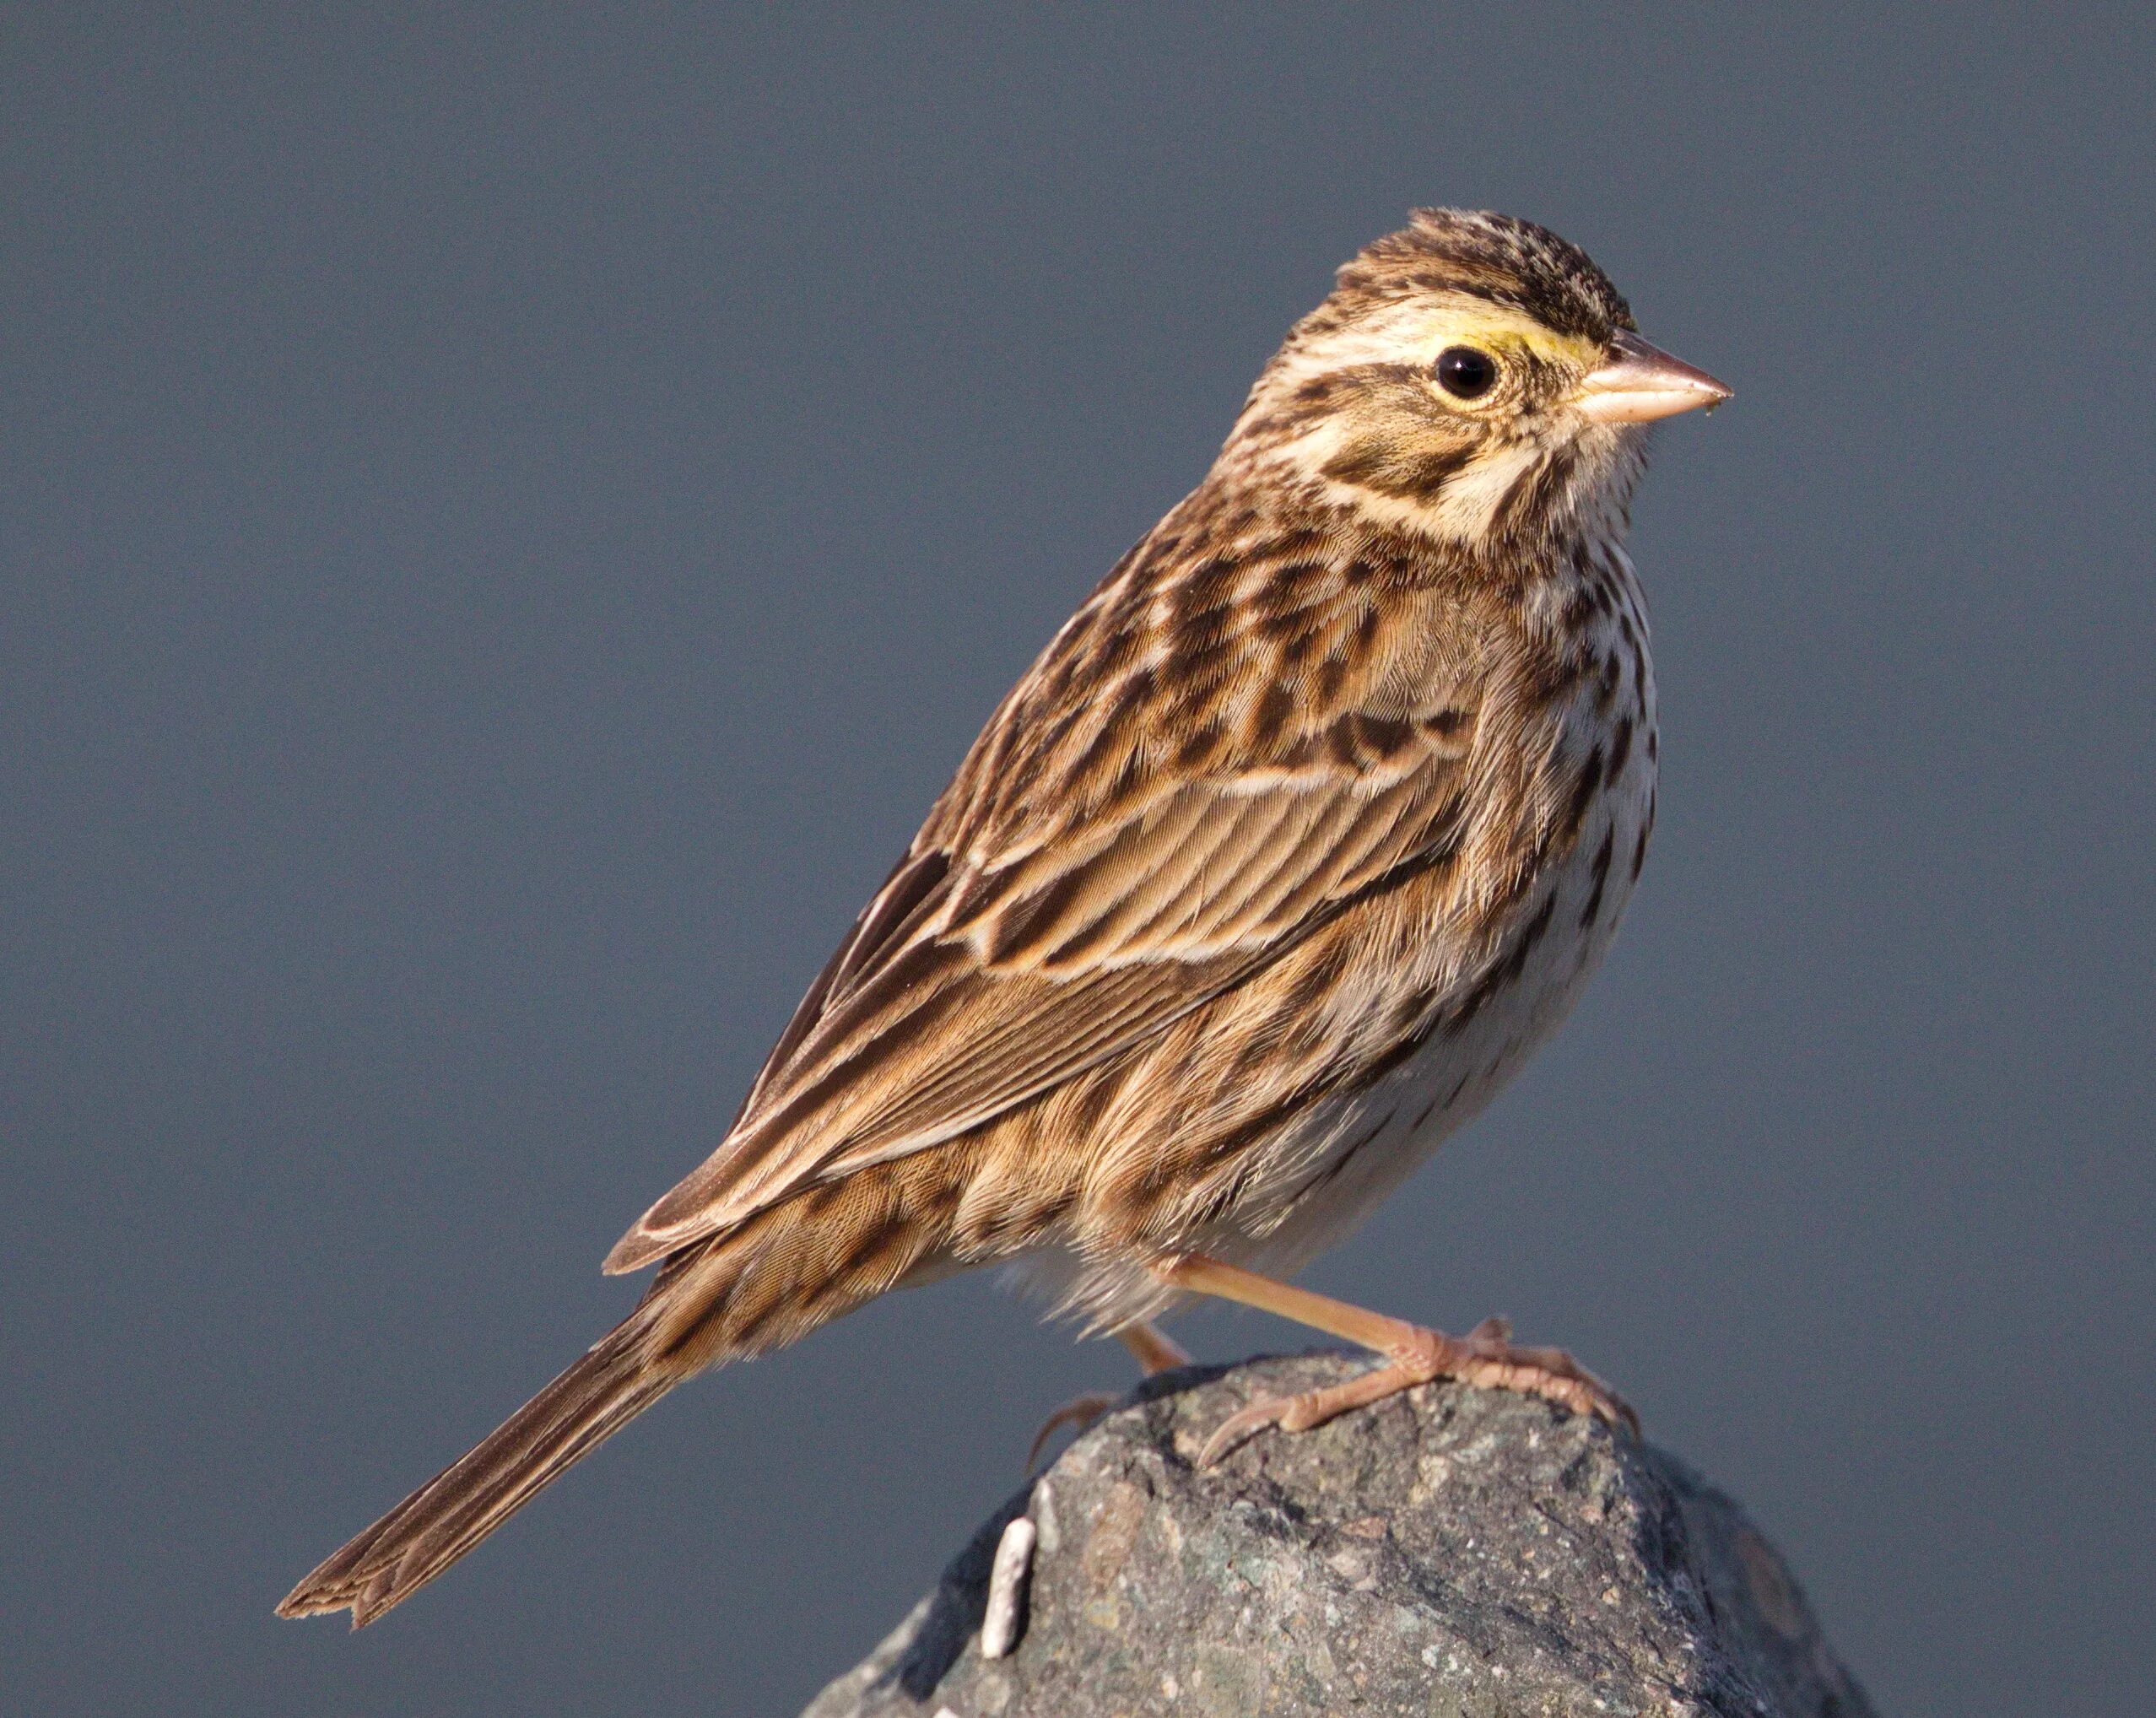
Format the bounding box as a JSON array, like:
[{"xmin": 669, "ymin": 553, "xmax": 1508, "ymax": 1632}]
[{"xmin": 1435, "ymin": 346, "xmax": 1498, "ymax": 400}]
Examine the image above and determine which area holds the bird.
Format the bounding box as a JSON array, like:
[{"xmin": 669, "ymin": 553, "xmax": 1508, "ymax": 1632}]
[{"xmin": 279, "ymin": 208, "xmax": 1729, "ymax": 1629}]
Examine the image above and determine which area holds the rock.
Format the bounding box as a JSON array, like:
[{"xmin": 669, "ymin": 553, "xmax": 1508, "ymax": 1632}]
[{"xmin": 802, "ymin": 1353, "xmax": 1877, "ymax": 1718}]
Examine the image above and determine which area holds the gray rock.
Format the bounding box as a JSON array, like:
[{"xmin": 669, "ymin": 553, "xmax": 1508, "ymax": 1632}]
[{"xmin": 802, "ymin": 1353, "xmax": 1876, "ymax": 1718}]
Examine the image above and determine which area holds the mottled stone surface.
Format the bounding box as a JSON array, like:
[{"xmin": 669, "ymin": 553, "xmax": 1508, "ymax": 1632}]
[{"xmin": 802, "ymin": 1353, "xmax": 1876, "ymax": 1718}]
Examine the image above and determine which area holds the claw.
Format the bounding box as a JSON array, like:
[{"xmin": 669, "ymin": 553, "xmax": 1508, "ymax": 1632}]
[
  {"xmin": 1027, "ymin": 1321, "xmax": 1197, "ymax": 1473},
  {"xmin": 1197, "ymin": 1396, "xmax": 1291, "ymax": 1467},
  {"xmin": 1025, "ymin": 1391, "xmax": 1121, "ymax": 1474},
  {"xmin": 1451, "ymin": 1325, "xmax": 1638, "ymax": 1436}
]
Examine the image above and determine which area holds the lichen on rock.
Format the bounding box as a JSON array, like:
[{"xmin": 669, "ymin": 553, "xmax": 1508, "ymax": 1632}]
[{"xmin": 802, "ymin": 1353, "xmax": 1876, "ymax": 1718}]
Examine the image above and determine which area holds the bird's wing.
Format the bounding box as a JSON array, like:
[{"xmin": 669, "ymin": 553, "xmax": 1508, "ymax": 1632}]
[{"xmin": 605, "ymin": 565, "xmax": 1483, "ymax": 1273}]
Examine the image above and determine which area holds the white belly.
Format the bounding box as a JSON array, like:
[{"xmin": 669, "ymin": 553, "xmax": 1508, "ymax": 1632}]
[{"xmin": 1209, "ymin": 729, "xmax": 1657, "ymax": 1283}]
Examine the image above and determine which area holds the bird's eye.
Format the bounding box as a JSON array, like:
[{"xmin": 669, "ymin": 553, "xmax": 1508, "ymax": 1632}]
[{"xmin": 1435, "ymin": 346, "xmax": 1499, "ymax": 400}]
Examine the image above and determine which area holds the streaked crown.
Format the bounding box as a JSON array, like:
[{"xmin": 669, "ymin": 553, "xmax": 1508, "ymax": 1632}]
[{"xmin": 1331, "ymin": 208, "xmax": 1635, "ymax": 343}]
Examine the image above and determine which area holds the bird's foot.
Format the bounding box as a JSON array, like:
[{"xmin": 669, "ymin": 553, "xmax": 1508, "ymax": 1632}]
[
  {"xmin": 1198, "ymin": 1314, "xmax": 1637, "ymax": 1467},
  {"xmin": 1026, "ymin": 1391, "xmax": 1121, "ymax": 1473},
  {"xmin": 1025, "ymin": 1320, "xmax": 1194, "ymax": 1473}
]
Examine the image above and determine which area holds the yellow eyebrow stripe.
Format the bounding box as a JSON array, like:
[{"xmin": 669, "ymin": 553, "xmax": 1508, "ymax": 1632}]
[{"xmin": 1408, "ymin": 298, "xmax": 1602, "ymax": 368}]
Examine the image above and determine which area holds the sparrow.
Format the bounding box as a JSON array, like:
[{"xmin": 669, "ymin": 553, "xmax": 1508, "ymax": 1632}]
[{"xmin": 280, "ymin": 208, "xmax": 1728, "ymax": 1627}]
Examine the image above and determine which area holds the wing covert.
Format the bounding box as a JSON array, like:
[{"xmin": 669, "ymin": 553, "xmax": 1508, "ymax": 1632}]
[{"xmin": 606, "ymin": 533, "xmax": 1489, "ymax": 1273}]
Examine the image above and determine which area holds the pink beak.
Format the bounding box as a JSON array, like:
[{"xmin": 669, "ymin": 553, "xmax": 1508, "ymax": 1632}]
[{"xmin": 1575, "ymin": 330, "xmax": 1732, "ymax": 424}]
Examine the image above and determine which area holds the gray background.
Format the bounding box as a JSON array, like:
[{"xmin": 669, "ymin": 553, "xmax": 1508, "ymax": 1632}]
[{"xmin": 5, "ymin": 7, "xmax": 2150, "ymax": 1715}]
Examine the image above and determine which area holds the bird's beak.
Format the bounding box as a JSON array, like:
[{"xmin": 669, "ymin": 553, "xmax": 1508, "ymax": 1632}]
[{"xmin": 1574, "ymin": 331, "xmax": 1732, "ymax": 424}]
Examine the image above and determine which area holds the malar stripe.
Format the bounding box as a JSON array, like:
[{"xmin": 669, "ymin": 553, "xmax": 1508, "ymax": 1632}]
[{"xmin": 1495, "ymin": 443, "xmax": 1579, "ymax": 536}]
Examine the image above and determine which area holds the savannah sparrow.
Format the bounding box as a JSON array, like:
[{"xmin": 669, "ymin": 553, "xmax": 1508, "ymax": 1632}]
[{"xmin": 281, "ymin": 208, "xmax": 1728, "ymax": 1627}]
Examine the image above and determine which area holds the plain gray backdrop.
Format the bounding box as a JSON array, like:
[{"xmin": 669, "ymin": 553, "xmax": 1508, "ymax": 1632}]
[{"xmin": 5, "ymin": 7, "xmax": 2151, "ymax": 1715}]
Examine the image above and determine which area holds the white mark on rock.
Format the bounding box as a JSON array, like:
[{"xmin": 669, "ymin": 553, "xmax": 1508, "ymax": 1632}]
[
  {"xmin": 1030, "ymin": 1478, "xmax": 1061, "ymax": 1554},
  {"xmin": 981, "ymin": 1515, "xmax": 1038, "ymax": 1660}
]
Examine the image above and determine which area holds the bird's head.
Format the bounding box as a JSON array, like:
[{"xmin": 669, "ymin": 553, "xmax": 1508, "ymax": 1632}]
[{"xmin": 1224, "ymin": 208, "xmax": 1729, "ymax": 551}]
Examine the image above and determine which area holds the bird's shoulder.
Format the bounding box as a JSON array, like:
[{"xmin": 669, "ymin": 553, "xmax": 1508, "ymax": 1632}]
[{"xmin": 922, "ymin": 485, "xmax": 1517, "ymax": 867}]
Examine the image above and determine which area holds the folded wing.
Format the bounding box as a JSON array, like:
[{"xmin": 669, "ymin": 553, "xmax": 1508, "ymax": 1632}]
[{"xmin": 608, "ymin": 597, "xmax": 1482, "ymax": 1273}]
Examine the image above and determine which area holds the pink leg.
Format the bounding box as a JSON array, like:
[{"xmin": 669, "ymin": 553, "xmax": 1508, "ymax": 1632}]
[{"xmin": 1154, "ymin": 1253, "xmax": 1635, "ymax": 1466}]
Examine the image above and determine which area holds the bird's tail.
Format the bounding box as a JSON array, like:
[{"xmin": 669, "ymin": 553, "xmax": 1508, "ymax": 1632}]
[
  {"xmin": 280, "ymin": 1148, "xmax": 967, "ymax": 1627},
  {"xmin": 277, "ymin": 1306, "xmax": 679, "ymax": 1628}
]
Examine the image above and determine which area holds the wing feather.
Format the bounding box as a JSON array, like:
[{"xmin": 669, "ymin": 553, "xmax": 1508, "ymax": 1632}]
[{"xmin": 605, "ymin": 547, "xmax": 1485, "ymax": 1273}]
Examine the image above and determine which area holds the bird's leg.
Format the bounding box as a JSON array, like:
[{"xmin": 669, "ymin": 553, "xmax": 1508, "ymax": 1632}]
[
  {"xmin": 1116, "ymin": 1319, "xmax": 1194, "ymax": 1375},
  {"xmin": 1025, "ymin": 1321, "xmax": 1193, "ymax": 1472},
  {"xmin": 1154, "ymin": 1252, "xmax": 1635, "ymax": 1467}
]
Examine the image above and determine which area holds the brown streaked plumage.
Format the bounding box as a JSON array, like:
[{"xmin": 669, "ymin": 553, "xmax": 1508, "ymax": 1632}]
[{"xmin": 279, "ymin": 208, "xmax": 1729, "ymax": 1627}]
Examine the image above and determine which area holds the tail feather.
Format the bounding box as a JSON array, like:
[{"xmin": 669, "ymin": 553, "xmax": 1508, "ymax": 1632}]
[
  {"xmin": 280, "ymin": 1155, "xmax": 959, "ymax": 1627},
  {"xmin": 278, "ymin": 1311, "xmax": 679, "ymax": 1628}
]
